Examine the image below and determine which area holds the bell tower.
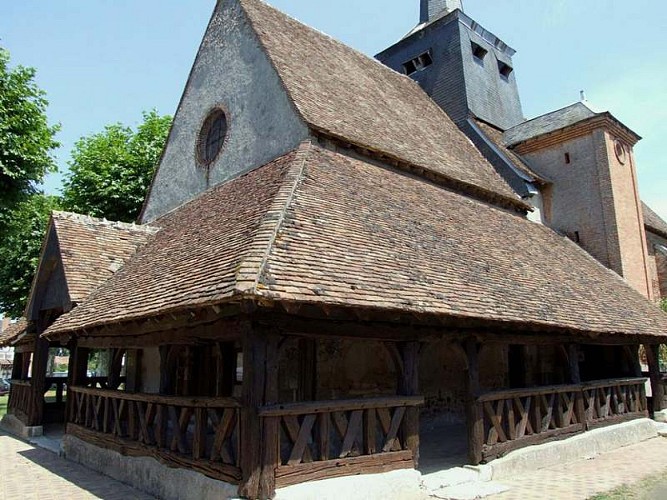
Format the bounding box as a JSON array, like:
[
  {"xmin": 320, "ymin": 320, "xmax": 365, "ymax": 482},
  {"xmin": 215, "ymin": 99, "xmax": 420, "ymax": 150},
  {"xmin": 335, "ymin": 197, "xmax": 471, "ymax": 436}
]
[
  {"xmin": 420, "ymin": 0, "xmax": 463, "ymax": 22},
  {"xmin": 377, "ymin": 0, "xmax": 524, "ymax": 131}
]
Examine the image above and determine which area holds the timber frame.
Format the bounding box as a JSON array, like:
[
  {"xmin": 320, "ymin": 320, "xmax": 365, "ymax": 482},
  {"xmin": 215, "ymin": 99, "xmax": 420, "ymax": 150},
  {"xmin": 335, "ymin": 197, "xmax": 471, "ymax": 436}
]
[{"xmin": 42, "ymin": 302, "xmax": 667, "ymax": 499}]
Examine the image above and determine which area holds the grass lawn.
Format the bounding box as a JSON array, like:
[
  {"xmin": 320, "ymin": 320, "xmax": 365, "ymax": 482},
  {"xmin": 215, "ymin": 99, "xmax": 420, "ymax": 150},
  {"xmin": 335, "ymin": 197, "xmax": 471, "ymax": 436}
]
[
  {"xmin": 0, "ymin": 394, "xmax": 7, "ymax": 418},
  {"xmin": 589, "ymin": 470, "xmax": 667, "ymax": 499}
]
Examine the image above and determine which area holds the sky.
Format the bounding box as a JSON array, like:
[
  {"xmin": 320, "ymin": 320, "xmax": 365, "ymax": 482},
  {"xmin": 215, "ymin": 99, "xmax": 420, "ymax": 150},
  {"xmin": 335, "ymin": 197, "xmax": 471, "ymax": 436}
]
[{"xmin": 2, "ymin": 0, "xmax": 665, "ymax": 219}]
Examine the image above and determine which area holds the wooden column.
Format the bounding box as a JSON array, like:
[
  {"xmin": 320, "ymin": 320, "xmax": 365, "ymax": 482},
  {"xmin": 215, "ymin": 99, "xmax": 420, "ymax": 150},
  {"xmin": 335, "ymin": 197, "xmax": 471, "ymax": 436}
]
[
  {"xmin": 159, "ymin": 345, "xmax": 175, "ymax": 395},
  {"xmin": 125, "ymin": 349, "xmax": 142, "ymax": 393},
  {"xmin": 645, "ymin": 344, "xmax": 663, "ymax": 414},
  {"xmin": 567, "ymin": 344, "xmax": 586, "ymax": 426},
  {"xmin": 398, "ymin": 341, "xmax": 420, "ymax": 468},
  {"xmin": 107, "ymin": 348, "xmax": 126, "ymax": 390},
  {"xmin": 30, "ymin": 336, "xmax": 50, "ymax": 426},
  {"xmin": 67, "ymin": 345, "xmax": 89, "ymax": 422},
  {"xmin": 297, "ymin": 338, "xmax": 317, "ymax": 401},
  {"xmin": 219, "ymin": 341, "xmax": 237, "ymax": 397},
  {"xmin": 239, "ymin": 325, "xmax": 281, "ymax": 500},
  {"xmin": 464, "ymin": 339, "xmax": 483, "ymax": 465}
]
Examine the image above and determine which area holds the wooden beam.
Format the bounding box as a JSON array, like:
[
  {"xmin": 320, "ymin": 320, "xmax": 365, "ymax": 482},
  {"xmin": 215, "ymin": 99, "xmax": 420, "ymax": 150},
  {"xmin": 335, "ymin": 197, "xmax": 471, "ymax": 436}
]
[
  {"xmin": 645, "ymin": 344, "xmax": 663, "ymax": 413},
  {"xmin": 297, "ymin": 338, "xmax": 317, "ymax": 401},
  {"xmin": 239, "ymin": 324, "xmax": 265, "ymax": 500},
  {"xmin": 398, "ymin": 342, "xmax": 420, "ymax": 468},
  {"xmin": 464, "ymin": 339, "xmax": 483, "ymax": 465}
]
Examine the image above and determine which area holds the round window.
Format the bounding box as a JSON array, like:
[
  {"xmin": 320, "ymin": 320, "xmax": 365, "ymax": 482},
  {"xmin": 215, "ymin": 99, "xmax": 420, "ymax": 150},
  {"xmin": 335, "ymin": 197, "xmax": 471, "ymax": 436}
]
[
  {"xmin": 197, "ymin": 108, "xmax": 228, "ymax": 165},
  {"xmin": 614, "ymin": 139, "xmax": 627, "ymax": 165}
]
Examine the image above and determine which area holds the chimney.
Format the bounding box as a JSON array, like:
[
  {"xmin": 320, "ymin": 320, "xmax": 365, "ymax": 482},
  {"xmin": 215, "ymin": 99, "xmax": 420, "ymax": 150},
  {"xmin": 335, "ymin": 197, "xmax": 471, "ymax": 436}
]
[{"xmin": 420, "ymin": 0, "xmax": 463, "ymax": 23}]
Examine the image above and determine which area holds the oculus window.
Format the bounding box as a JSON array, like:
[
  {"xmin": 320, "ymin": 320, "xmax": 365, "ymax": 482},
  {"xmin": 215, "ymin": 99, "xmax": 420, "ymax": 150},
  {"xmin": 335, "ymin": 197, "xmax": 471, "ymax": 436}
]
[{"xmin": 197, "ymin": 108, "xmax": 228, "ymax": 165}]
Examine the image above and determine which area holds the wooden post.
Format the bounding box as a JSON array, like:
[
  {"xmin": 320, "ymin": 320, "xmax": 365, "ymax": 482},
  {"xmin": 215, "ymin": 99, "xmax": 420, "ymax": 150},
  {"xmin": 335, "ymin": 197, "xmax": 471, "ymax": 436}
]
[
  {"xmin": 567, "ymin": 344, "xmax": 586, "ymax": 427},
  {"xmin": 159, "ymin": 345, "xmax": 174, "ymax": 395},
  {"xmin": 398, "ymin": 341, "xmax": 420, "ymax": 468},
  {"xmin": 239, "ymin": 324, "xmax": 279, "ymax": 500},
  {"xmin": 260, "ymin": 334, "xmax": 281, "ymax": 499},
  {"xmin": 30, "ymin": 336, "xmax": 50, "ymax": 426},
  {"xmin": 298, "ymin": 338, "xmax": 317, "ymax": 401},
  {"xmin": 11, "ymin": 352, "xmax": 23, "ymax": 380},
  {"xmin": 219, "ymin": 341, "xmax": 237, "ymax": 397},
  {"xmin": 67, "ymin": 345, "xmax": 89, "ymax": 422},
  {"xmin": 645, "ymin": 344, "xmax": 663, "ymax": 414},
  {"xmin": 464, "ymin": 339, "xmax": 483, "ymax": 465},
  {"xmin": 125, "ymin": 349, "xmax": 142, "ymax": 393}
]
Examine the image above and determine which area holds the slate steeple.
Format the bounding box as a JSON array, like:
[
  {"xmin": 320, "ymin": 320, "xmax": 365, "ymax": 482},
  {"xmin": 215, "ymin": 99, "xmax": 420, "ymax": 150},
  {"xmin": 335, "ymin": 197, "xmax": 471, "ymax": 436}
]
[
  {"xmin": 378, "ymin": 1, "xmax": 523, "ymax": 131},
  {"xmin": 420, "ymin": 0, "xmax": 463, "ymax": 23}
]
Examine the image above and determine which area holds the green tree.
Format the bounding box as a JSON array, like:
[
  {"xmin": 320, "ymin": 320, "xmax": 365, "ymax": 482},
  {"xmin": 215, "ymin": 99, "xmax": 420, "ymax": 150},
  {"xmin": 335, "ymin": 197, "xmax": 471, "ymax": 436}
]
[
  {"xmin": 62, "ymin": 110, "xmax": 171, "ymax": 223},
  {"xmin": 0, "ymin": 48, "xmax": 59, "ymax": 225},
  {"xmin": 0, "ymin": 194, "xmax": 60, "ymax": 317}
]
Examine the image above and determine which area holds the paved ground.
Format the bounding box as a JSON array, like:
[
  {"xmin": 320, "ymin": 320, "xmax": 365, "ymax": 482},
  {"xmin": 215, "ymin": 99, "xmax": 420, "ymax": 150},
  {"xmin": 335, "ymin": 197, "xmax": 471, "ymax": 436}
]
[
  {"xmin": 0, "ymin": 431, "xmax": 154, "ymax": 500},
  {"xmin": 489, "ymin": 437, "xmax": 667, "ymax": 500}
]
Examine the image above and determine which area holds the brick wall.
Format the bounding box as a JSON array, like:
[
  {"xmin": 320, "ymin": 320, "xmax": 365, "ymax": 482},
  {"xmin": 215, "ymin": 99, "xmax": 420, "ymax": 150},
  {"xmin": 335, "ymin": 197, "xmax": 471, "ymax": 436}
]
[
  {"xmin": 523, "ymin": 128, "xmax": 651, "ymax": 298},
  {"xmin": 646, "ymin": 231, "xmax": 667, "ymax": 300}
]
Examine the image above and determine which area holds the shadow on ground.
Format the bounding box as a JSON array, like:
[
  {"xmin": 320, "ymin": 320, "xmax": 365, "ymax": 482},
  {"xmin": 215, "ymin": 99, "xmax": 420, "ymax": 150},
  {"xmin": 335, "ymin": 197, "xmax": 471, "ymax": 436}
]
[{"xmin": 1, "ymin": 431, "xmax": 154, "ymax": 499}]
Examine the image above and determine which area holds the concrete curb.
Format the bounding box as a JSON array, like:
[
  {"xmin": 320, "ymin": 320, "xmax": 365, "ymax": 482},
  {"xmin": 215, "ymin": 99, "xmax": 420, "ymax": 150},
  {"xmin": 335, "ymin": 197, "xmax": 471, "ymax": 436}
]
[{"xmin": 471, "ymin": 418, "xmax": 659, "ymax": 480}]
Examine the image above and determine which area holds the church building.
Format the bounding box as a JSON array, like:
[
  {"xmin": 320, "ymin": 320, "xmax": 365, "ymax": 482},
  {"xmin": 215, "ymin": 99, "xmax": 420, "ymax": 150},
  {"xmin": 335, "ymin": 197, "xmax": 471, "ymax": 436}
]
[{"xmin": 2, "ymin": 1, "xmax": 666, "ymax": 499}]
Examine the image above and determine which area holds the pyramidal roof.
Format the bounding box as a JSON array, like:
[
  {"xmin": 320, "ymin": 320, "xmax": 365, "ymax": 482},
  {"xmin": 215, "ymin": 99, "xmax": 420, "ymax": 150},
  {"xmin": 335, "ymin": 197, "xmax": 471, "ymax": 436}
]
[
  {"xmin": 238, "ymin": 0, "xmax": 521, "ymax": 208},
  {"xmin": 45, "ymin": 141, "xmax": 667, "ymax": 340}
]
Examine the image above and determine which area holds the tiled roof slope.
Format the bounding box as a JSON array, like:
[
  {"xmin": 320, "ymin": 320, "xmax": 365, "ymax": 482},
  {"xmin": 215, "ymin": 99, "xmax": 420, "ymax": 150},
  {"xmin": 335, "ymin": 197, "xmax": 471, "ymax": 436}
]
[
  {"xmin": 643, "ymin": 202, "xmax": 667, "ymax": 239},
  {"xmin": 239, "ymin": 0, "xmax": 520, "ymax": 207},
  {"xmin": 504, "ymin": 102, "xmax": 598, "ymax": 146},
  {"xmin": 473, "ymin": 119, "xmax": 546, "ymax": 183},
  {"xmin": 47, "ymin": 143, "xmax": 667, "ymax": 339},
  {"xmin": 0, "ymin": 318, "xmax": 27, "ymax": 347},
  {"xmin": 46, "ymin": 148, "xmax": 304, "ymax": 334},
  {"xmin": 51, "ymin": 212, "xmax": 158, "ymax": 304}
]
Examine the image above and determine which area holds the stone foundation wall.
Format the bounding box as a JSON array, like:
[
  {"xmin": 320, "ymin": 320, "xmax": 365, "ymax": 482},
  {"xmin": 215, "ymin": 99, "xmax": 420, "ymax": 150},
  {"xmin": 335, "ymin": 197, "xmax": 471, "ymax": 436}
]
[{"xmin": 63, "ymin": 434, "xmax": 238, "ymax": 500}]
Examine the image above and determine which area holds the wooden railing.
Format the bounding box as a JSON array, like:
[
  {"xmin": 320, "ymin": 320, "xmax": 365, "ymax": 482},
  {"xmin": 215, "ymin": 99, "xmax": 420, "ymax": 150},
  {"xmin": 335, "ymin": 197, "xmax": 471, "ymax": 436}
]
[
  {"xmin": 67, "ymin": 386, "xmax": 242, "ymax": 484},
  {"xmin": 259, "ymin": 396, "xmax": 423, "ymax": 488},
  {"xmin": 474, "ymin": 378, "xmax": 647, "ymax": 462},
  {"xmin": 582, "ymin": 378, "xmax": 647, "ymax": 427},
  {"xmin": 8, "ymin": 380, "xmax": 33, "ymax": 421}
]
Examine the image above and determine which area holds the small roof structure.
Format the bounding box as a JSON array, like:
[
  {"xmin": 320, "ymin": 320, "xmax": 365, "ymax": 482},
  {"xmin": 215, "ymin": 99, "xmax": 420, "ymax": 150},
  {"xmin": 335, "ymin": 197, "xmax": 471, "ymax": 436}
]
[
  {"xmin": 643, "ymin": 202, "xmax": 667, "ymax": 240},
  {"xmin": 0, "ymin": 318, "xmax": 28, "ymax": 347},
  {"xmin": 25, "ymin": 211, "xmax": 158, "ymax": 320},
  {"xmin": 45, "ymin": 142, "xmax": 667, "ymax": 341},
  {"xmin": 503, "ymin": 101, "xmax": 641, "ymax": 147}
]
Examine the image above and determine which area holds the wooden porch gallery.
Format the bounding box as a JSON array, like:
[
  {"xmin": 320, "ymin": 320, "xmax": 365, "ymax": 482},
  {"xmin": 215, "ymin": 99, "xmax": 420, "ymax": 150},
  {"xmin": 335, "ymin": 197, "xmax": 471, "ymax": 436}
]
[
  {"xmin": 41, "ymin": 307, "xmax": 665, "ymax": 499},
  {"xmin": 4, "ymin": 0, "xmax": 667, "ymax": 499}
]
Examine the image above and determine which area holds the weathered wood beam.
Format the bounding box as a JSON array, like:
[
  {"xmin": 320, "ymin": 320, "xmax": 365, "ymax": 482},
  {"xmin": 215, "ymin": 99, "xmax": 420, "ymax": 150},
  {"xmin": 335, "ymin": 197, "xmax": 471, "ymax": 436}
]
[
  {"xmin": 398, "ymin": 342, "xmax": 421, "ymax": 468},
  {"xmin": 464, "ymin": 339, "xmax": 484, "ymax": 465},
  {"xmin": 297, "ymin": 338, "xmax": 317, "ymax": 401},
  {"xmin": 645, "ymin": 344, "xmax": 663, "ymax": 413}
]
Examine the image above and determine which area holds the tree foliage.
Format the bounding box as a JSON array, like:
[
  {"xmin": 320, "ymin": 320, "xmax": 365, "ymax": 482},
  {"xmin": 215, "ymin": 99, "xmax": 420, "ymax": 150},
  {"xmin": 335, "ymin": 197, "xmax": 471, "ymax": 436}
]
[
  {"xmin": 62, "ymin": 110, "xmax": 171, "ymax": 223},
  {"xmin": 0, "ymin": 48, "xmax": 59, "ymax": 226},
  {"xmin": 0, "ymin": 194, "xmax": 60, "ymax": 318}
]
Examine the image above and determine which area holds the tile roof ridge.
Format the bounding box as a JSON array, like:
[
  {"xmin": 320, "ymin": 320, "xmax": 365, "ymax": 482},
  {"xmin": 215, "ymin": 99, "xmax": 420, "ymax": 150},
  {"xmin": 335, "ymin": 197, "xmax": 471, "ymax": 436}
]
[
  {"xmin": 51, "ymin": 210, "xmax": 158, "ymax": 234},
  {"xmin": 235, "ymin": 139, "xmax": 313, "ymax": 297}
]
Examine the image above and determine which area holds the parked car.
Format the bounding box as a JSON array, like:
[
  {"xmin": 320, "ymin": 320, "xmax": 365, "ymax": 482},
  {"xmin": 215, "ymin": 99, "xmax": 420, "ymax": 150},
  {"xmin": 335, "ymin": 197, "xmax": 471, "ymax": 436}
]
[{"xmin": 0, "ymin": 379, "xmax": 10, "ymax": 395}]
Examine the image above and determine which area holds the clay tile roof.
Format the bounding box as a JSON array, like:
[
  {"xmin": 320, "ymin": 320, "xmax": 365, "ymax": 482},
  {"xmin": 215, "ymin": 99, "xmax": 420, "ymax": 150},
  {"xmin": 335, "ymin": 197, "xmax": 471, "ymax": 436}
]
[
  {"xmin": 643, "ymin": 202, "xmax": 667, "ymax": 240},
  {"xmin": 473, "ymin": 119, "xmax": 547, "ymax": 184},
  {"xmin": 240, "ymin": 0, "xmax": 520, "ymax": 208},
  {"xmin": 50, "ymin": 212, "xmax": 158, "ymax": 304},
  {"xmin": 46, "ymin": 143, "xmax": 667, "ymax": 339},
  {"xmin": 0, "ymin": 318, "xmax": 27, "ymax": 347},
  {"xmin": 45, "ymin": 146, "xmax": 306, "ymax": 335}
]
